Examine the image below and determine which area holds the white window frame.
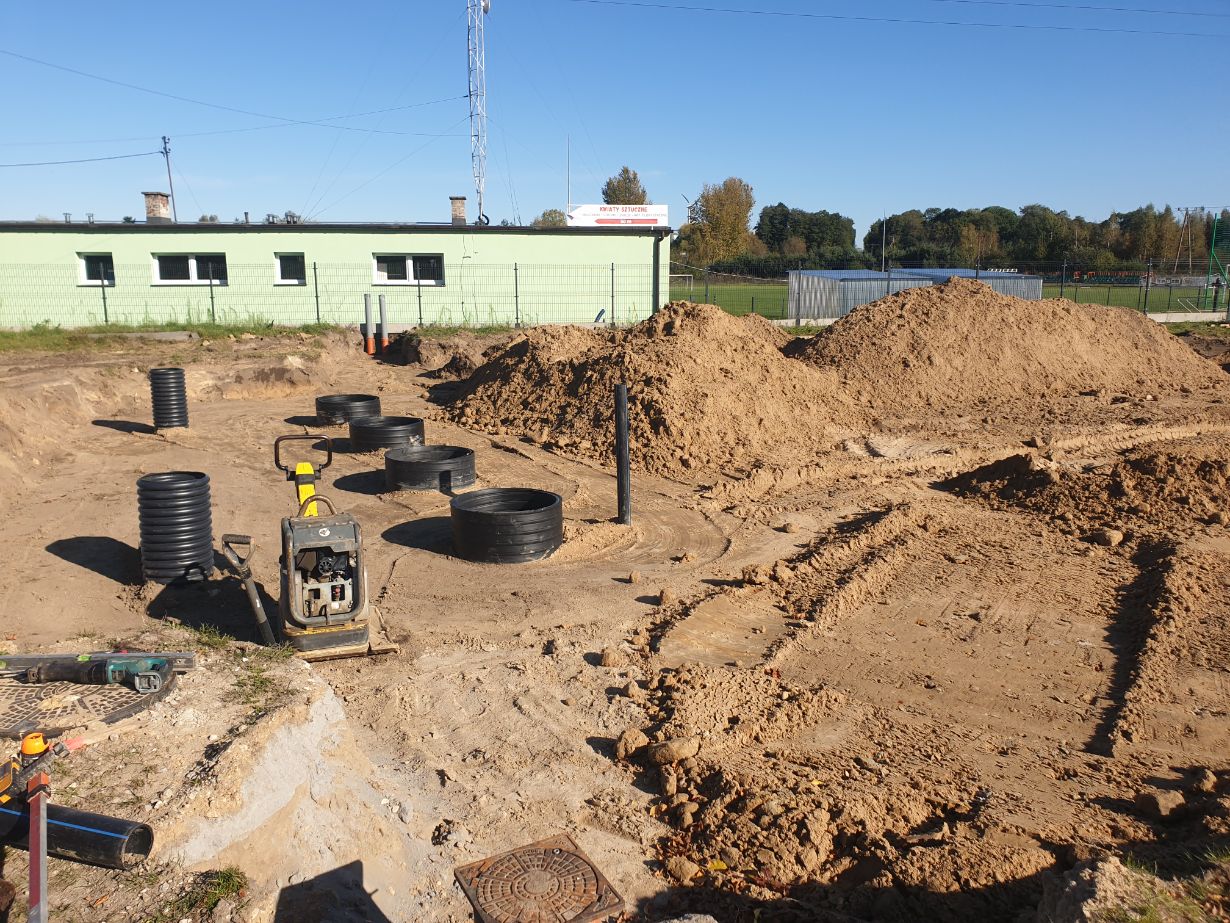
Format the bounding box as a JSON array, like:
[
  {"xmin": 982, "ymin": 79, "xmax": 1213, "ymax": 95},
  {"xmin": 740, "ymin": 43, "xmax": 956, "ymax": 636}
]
[
  {"xmin": 77, "ymin": 252, "xmax": 116, "ymax": 287},
  {"xmin": 372, "ymin": 253, "xmax": 445, "ymax": 286},
  {"xmin": 151, "ymin": 253, "xmax": 228, "ymax": 286},
  {"xmin": 275, "ymin": 252, "xmax": 307, "ymax": 286}
]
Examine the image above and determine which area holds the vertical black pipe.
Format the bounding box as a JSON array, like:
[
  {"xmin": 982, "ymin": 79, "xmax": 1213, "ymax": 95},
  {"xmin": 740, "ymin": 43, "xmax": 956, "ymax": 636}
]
[
  {"xmin": 615, "ymin": 383, "xmax": 631, "ymax": 525},
  {"xmin": 149, "ymin": 367, "xmax": 188, "ymax": 429}
]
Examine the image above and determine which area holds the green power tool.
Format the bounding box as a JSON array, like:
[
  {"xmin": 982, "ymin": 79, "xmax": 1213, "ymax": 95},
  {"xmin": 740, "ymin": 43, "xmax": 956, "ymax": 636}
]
[{"xmin": 0, "ymin": 652, "xmax": 196, "ymax": 694}]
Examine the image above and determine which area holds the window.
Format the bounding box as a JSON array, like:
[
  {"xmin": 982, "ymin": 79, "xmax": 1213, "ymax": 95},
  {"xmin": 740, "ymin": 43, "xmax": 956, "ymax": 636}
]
[
  {"xmin": 153, "ymin": 253, "xmax": 228, "ymax": 285},
  {"xmin": 276, "ymin": 253, "xmax": 306, "ymax": 285},
  {"xmin": 79, "ymin": 253, "xmax": 115, "ymax": 286},
  {"xmin": 373, "ymin": 253, "xmax": 445, "ymax": 286}
]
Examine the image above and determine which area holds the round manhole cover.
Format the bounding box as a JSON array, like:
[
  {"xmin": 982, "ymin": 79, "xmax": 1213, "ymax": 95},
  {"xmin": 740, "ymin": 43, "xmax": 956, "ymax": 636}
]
[
  {"xmin": 455, "ymin": 833, "xmax": 623, "ymax": 923},
  {"xmin": 0, "ymin": 675, "xmax": 175, "ymax": 736}
]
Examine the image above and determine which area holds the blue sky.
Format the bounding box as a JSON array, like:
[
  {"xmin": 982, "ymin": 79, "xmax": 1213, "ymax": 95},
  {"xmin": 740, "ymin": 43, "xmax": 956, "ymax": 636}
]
[{"xmin": 1, "ymin": 1, "xmax": 1225, "ymax": 245}]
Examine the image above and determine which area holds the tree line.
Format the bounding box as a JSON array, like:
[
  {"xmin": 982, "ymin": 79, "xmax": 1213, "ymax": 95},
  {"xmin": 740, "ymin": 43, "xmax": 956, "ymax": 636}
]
[{"xmin": 532, "ymin": 169, "xmax": 1227, "ymax": 277}]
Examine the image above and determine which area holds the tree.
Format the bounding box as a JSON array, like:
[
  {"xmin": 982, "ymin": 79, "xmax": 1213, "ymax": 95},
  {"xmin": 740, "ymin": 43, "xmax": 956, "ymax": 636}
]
[
  {"xmin": 683, "ymin": 177, "xmax": 756, "ymax": 264},
  {"xmin": 531, "ymin": 208, "xmax": 567, "ymax": 228},
  {"xmin": 601, "ymin": 166, "xmax": 648, "ymax": 205}
]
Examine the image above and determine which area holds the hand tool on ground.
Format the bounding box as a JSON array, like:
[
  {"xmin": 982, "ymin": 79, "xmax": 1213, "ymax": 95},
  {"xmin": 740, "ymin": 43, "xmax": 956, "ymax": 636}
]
[
  {"xmin": 270, "ymin": 434, "xmax": 396, "ymax": 660},
  {"xmin": 220, "ymin": 534, "xmax": 277, "ymax": 646},
  {"xmin": 0, "ymin": 652, "xmax": 195, "ymax": 695}
]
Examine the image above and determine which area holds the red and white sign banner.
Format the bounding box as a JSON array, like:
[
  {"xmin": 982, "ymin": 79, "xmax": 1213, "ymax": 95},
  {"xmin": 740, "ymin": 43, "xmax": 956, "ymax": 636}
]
[{"xmin": 567, "ymin": 204, "xmax": 669, "ymax": 227}]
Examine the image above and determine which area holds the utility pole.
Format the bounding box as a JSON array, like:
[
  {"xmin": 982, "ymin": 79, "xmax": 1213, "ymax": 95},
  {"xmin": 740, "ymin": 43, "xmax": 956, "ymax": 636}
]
[
  {"xmin": 161, "ymin": 136, "xmax": 178, "ymax": 223},
  {"xmin": 466, "ymin": 0, "xmax": 490, "ymax": 224},
  {"xmin": 880, "ymin": 216, "xmax": 887, "ymax": 274}
]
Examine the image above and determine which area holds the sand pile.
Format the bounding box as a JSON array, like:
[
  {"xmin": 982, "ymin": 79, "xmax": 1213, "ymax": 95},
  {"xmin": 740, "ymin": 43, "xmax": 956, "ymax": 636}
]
[
  {"xmin": 788, "ymin": 278, "xmax": 1226, "ymax": 419},
  {"xmin": 942, "ymin": 434, "xmax": 1230, "ymax": 537},
  {"xmin": 446, "ymin": 302, "xmax": 858, "ymax": 477}
]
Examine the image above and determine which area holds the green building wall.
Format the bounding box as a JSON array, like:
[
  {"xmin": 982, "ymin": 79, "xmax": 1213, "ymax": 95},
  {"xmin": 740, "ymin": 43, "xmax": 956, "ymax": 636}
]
[{"xmin": 0, "ymin": 224, "xmax": 670, "ymax": 328}]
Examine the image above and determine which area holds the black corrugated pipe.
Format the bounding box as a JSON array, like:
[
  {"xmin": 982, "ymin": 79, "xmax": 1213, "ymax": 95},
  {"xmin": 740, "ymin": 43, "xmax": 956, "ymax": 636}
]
[
  {"xmin": 137, "ymin": 471, "xmax": 214, "ymax": 583},
  {"xmin": 149, "ymin": 367, "xmax": 188, "ymax": 429},
  {"xmin": 615, "ymin": 383, "xmax": 631, "ymax": 525},
  {"xmin": 0, "ymin": 802, "xmax": 153, "ymax": 869},
  {"xmin": 315, "ymin": 394, "xmax": 381, "ymax": 426},
  {"xmin": 349, "ymin": 416, "xmax": 424, "ymax": 452}
]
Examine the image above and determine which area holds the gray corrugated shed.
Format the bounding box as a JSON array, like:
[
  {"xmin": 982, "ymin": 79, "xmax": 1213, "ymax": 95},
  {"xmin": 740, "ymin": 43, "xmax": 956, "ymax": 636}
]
[
  {"xmin": 896, "ymin": 268, "xmax": 1043, "ymax": 300},
  {"xmin": 788, "ymin": 270, "xmax": 933, "ymax": 320}
]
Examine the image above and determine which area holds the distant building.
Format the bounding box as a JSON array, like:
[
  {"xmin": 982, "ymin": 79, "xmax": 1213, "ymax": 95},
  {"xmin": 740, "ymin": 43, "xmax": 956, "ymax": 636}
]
[{"xmin": 0, "ymin": 194, "xmax": 671, "ymax": 328}]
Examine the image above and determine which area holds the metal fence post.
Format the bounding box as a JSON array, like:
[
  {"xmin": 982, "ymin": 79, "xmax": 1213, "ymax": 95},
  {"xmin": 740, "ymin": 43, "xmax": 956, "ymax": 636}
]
[
  {"xmin": 513, "ymin": 262, "xmax": 520, "ymax": 328},
  {"xmin": 651, "ymin": 233, "xmax": 661, "ymax": 315},
  {"xmin": 207, "ymin": 264, "xmax": 215, "ymax": 323},
  {"xmin": 610, "ymin": 262, "xmax": 616, "ymax": 327},
  {"xmin": 312, "ymin": 260, "xmax": 321, "ymax": 324},
  {"xmin": 1143, "ymin": 260, "xmax": 1151, "ymax": 314},
  {"xmin": 100, "ymin": 277, "xmax": 109, "ymax": 324},
  {"xmin": 416, "ymin": 278, "xmax": 424, "ymax": 327},
  {"xmin": 704, "ymin": 270, "xmax": 709, "ymax": 304},
  {"xmin": 751, "ymin": 295, "xmax": 756, "ymax": 316}
]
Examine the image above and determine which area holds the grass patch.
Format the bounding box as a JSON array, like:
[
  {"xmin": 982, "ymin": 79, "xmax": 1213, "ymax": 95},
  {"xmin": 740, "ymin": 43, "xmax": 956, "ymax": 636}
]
[
  {"xmin": 0, "ymin": 320, "xmax": 341, "ymax": 353},
  {"xmin": 670, "ymin": 281, "xmax": 789, "ymax": 319},
  {"xmin": 189, "ymin": 624, "xmax": 235, "ymax": 651},
  {"xmin": 159, "ymin": 866, "xmax": 248, "ymax": 919},
  {"xmin": 1167, "ymin": 321, "xmax": 1230, "ymax": 339}
]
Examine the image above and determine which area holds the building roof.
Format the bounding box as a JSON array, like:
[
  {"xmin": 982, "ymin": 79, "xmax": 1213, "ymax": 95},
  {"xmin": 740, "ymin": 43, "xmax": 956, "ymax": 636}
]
[{"xmin": 0, "ymin": 221, "xmax": 671, "ymax": 236}]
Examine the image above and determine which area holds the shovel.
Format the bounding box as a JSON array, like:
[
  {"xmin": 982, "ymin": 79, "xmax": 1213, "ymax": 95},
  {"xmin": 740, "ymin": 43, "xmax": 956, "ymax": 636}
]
[{"xmin": 220, "ymin": 534, "xmax": 277, "ymax": 647}]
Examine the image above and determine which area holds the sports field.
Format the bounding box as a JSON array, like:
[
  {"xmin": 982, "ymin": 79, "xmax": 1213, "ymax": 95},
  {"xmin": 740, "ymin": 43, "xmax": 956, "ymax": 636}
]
[{"xmin": 669, "ymin": 278, "xmax": 1221, "ymax": 319}]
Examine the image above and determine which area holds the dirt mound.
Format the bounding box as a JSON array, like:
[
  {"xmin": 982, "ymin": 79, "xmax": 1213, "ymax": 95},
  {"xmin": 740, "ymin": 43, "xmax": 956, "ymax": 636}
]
[
  {"xmin": 941, "ymin": 434, "xmax": 1230, "ymax": 537},
  {"xmin": 446, "ymin": 302, "xmax": 857, "ymax": 477},
  {"xmin": 788, "ymin": 278, "xmax": 1225, "ymax": 420},
  {"xmin": 386, "ymin": 330, "xmax": 514, "ymax": 379}
]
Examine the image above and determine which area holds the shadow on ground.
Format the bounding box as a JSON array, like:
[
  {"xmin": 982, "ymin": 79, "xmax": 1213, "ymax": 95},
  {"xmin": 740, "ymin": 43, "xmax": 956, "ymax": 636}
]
[
  {"xmin": 381, "ymin": 517, "xmax": 452, "ymax": 554},
  {"xmin": 46, "ymin": 536, "xmax": 141, "ymax": 585},
  {"xmin": 91, "ymin": 419, "xmax": 156, "ymax": 435},
  {"xmin": 273, "ymin": 860, "xmax": 393, "ymax": 922}
]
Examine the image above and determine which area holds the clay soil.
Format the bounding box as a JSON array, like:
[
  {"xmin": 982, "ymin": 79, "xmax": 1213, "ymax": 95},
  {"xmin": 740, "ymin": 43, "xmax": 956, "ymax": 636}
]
[{"xmin": 2, "ymin": 282, "xmax": 1230, "ymax": 922}]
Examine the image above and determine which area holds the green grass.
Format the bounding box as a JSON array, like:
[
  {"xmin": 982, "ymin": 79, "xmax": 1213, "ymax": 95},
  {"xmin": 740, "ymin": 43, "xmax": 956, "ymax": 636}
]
[
  {"xmin": 1167, "ymin": 321, "xmax": 1230, "ymax": 339},
  {"xmin": 1042, "ymin": 283, "xmax": 1214, "ymax": 313},
  {"xmin": 188, "ymin": 624, "xmax": 235, "ymax": 651},
  {"xmin": 156, "ymin": 867, "xmax": 248, "ymax": 920},
  {"xmin": 669, "ymin": 281, "xmax": 789, "ymax": 318},
  {"xmin": 0, "ymin": 320, "xmax": 341, "ymax": 353}
]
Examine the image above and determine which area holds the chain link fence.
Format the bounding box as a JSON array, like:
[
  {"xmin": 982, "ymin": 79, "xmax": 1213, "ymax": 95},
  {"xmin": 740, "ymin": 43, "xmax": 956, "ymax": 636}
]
[{"xmin": 0, "ymin": 261, "xmax": 662, "ymax": 329}]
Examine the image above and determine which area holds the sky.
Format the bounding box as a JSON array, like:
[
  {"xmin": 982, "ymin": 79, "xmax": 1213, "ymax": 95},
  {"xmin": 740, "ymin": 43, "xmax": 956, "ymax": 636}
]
[{"xmin": 1, "ymin": 0, "xmax": 1226, "ymax": 246}]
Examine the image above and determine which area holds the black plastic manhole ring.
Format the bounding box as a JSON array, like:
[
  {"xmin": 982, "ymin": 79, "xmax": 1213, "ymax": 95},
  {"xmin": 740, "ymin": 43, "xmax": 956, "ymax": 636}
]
[
  {"xmin": 348, "ymin": 415, "xmax": 425, "ymax": 452},
  {"xmin": 315, "ymin": 393, "xmax": 381, "ymax": 426},
  {"xmin": 454, "ymin": 833, "xmax": 623, "ymax": 923},
  {"xmin": 385, "ymin": 445, "xmax": 477, "ymax": 492},
  {"xmin": 450, "ymin": 488, "xmax": 563, "ymax": 564}
]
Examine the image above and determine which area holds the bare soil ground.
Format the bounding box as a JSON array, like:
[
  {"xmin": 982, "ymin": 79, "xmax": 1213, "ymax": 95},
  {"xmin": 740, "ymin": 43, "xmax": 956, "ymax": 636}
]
[{"xmin": 2, "ymin": 284, "xmax": 1230, "ymax": 922}]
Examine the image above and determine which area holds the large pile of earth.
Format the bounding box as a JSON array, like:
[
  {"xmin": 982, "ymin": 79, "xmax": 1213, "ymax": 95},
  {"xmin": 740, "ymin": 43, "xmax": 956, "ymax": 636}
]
[
  {"xmin": 787, "ymin": 278, "xmax": 1226, "ymax": 419},
  {"xmin": 445, "ymin": 302, "xmax": 860, "ymax": 477},
  {"xmin": 941, "ymin": 434, "xmax": 1230, "ymax": 538}
]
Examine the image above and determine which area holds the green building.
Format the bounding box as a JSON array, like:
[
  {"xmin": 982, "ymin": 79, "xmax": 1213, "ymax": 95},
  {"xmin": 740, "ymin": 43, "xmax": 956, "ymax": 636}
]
[{"xmin": 0, "ymin": 194, "xmax": 670, "ymax": 329}]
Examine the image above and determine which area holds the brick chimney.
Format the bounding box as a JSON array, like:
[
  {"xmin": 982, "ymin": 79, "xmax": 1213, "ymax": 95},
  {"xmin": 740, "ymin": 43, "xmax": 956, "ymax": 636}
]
[
  {"xmin": 143, "ymin": 191, "xmax": 172, "ymax": 224},
  {"xmin": 449, "ymin": 196, "xmax": 467, "ymax": 227}
]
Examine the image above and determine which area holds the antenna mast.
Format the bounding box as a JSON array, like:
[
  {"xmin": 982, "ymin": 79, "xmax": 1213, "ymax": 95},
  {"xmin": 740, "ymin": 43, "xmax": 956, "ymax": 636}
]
[{"xmin": 467, "ymin": 0, "xmax": 490, "ymax": 225}]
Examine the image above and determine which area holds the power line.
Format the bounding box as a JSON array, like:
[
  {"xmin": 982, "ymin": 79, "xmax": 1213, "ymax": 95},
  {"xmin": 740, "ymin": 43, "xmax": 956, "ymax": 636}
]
[
  {"xmin": 0, "ymin": 48, "xmax": 471, "ymax": 135},
  {"xmin": 564, "ymin": 0, "xmax": 1228, "ymax": 37},
  {"xmin": 0, "ymin": 150, "xmax": 160, "ymax": 168},
  {"xmin": 0, "ymin": 96, "xmax": 470, "ymax": 147},
  {"xmin": 922, "ymin": 0, "xmax": 1229, "ymax": 17}
]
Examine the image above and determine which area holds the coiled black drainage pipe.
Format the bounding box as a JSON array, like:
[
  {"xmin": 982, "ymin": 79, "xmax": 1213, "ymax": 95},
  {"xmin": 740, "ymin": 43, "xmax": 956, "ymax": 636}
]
[
  {"xmin": 315, "ymin": 393, "xmax": 381, "ymax": 426},
  {"xmin": 137, "ymin": 471, "xmax": 214, "ymax": 583},
  {"xmin": 385, "ymin": 445, "xmax": 476, "ymax": 492},
  {"xmin": 148, "ymin": 367, "xmax": 188, "ymax": 429},
  {"xmin": 349, "ymin": 416, "xmax": 424, "ymax": 452},
  {"xmin": 450, "ymin": 488, "xmax": 563, "ymax": 563},
  {"xmin": 0, "ymin": 803, "xmax": 153, "ymax": 869}
]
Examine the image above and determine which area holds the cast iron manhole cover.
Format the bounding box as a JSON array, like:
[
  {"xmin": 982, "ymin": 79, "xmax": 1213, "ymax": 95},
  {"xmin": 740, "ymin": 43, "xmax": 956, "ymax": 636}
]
[
  {"xmin": 0, "ymin": 675, "xmax": 175, "ymax": 737},
  {"xmin": 455, "ymin": 832, "xmax": 623, "ymax": 923}
]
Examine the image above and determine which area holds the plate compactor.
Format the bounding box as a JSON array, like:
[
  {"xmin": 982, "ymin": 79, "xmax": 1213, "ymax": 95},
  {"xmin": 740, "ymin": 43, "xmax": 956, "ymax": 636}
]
[{"xmin": 224, "ymin": 435, "xmax": 394, "ymax": 662}]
